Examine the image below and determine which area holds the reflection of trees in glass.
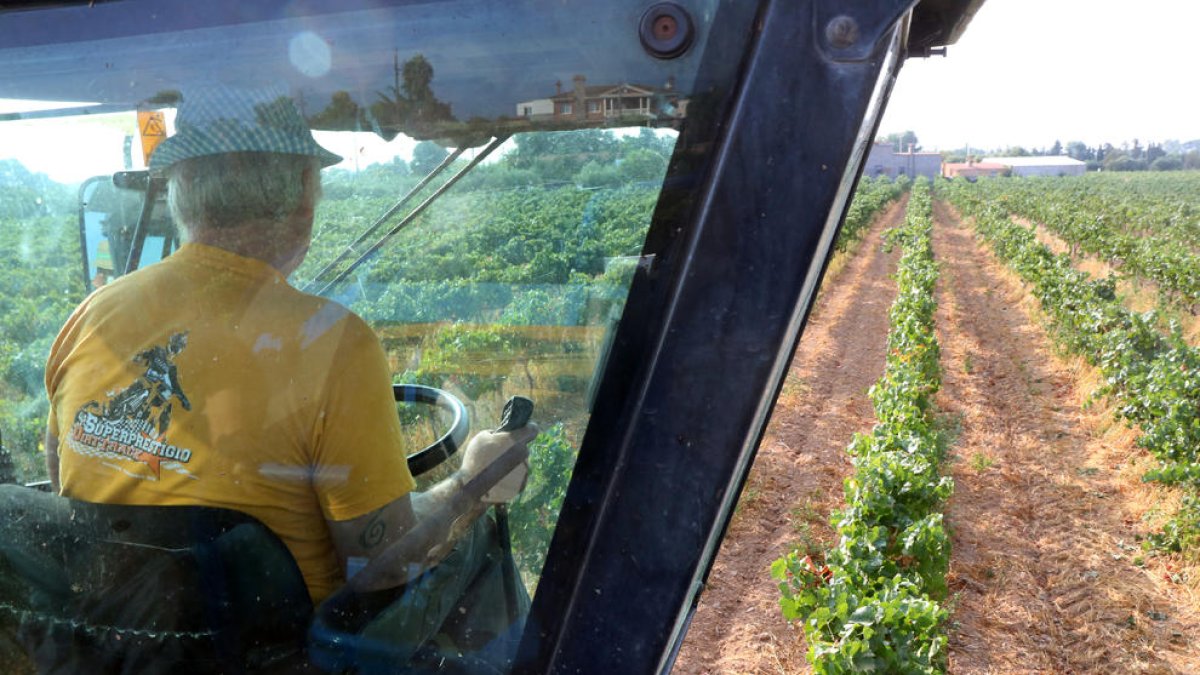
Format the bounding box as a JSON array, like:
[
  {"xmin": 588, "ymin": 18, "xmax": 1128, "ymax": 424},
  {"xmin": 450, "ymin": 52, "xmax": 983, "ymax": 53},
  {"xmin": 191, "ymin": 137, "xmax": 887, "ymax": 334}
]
[
  {"xmin": 411, "ymin": 141, "xmax": 450, "ymax": 175},
  {"xmin": 0, "ymin": 161, "xmax": 78, "ymax": 482},
  {"xmin": 308, "ymin": 91, "xmax": 363, "ymax": 130},
  {"xmin": 307, "ymin": 53, "xmax": 455, "ymax": 139},
  {"xmin": 372, "ymin": 54, "xmax": 455, "ymax": 136}
]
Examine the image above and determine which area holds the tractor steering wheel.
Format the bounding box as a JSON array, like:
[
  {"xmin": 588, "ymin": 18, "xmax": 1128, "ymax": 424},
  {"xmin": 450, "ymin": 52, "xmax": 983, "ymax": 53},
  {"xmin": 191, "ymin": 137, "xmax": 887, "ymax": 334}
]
[{"xmin": 395, "ymin": 384, "xmax": 470, "ymax": 477}]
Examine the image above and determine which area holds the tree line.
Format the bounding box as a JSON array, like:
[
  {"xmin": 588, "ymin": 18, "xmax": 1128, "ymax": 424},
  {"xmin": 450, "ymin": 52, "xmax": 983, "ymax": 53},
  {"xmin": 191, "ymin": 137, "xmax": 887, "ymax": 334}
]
[
  {"xmin": 881, "ymin": 130, "xmax": 1200, "ymax": 172},
  {"xmin": 948, "ymin": 139, "xmax": 1200, "ymax": 172}
]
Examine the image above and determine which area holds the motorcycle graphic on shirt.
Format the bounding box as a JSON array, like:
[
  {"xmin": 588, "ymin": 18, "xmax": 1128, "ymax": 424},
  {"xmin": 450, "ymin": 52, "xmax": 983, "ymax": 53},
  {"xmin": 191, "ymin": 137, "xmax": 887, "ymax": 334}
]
[{"xmin": 67, "ymin": 331, "xmax": 197, "ymax": 479}]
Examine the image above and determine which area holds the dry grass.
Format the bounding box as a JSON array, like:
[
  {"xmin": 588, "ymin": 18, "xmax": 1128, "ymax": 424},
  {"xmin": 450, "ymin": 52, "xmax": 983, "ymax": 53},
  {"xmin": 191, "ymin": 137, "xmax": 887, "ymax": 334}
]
[
  {"xmin": 938, "ymin": 201, "xmax": 1200, "ymax": 674},
  {"xmin": 1007, "ymin": 220, "xmax": 1200, "ymax": 597},
  {"xmin": 815, "ymin": 198, "xmax": 908, "ymax": 312}
]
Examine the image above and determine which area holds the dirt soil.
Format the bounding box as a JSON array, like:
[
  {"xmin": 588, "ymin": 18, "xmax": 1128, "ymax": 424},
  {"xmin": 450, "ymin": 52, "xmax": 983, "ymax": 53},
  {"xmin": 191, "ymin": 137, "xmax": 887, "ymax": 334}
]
[
  {"xmin": 934, "ymin": 201, "xmax": 1200, "ymax": 673},
  {"xmin": 673, "ymin": 197, "xmax": 908, "ymax": 674},
  {"xmin": 672, "ymin": 197, "xmax": 1200, "ymax": 673}
]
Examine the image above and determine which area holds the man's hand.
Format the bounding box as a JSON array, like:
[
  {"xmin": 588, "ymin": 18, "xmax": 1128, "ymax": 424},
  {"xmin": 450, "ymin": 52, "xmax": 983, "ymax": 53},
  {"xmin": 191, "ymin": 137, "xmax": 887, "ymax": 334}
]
[
  {"xmin": 345, "ymin": 423, "xmax": 540, "ymax": 591},
  {"xmin": 459, "ymin": 425, "xmax": 539, "ymax": 504}
]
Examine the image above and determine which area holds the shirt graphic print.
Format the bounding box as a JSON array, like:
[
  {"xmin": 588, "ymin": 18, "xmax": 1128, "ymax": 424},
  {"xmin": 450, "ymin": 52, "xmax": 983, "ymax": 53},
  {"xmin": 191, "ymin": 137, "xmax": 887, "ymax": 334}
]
[{"xmin": 66, "ymin": 331, "xmax": 197, "ymax": 479}]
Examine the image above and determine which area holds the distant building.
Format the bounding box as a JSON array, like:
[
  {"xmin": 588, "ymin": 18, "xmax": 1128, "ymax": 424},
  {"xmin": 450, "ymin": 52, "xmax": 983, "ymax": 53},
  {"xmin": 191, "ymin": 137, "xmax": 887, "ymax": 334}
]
[
  {"xmin": 982, "ymin": 155, "xmax": 1086, "ymax": 177},
  {"xmin": 864, "ymin": 142, "xmax": 941, "ymax": 180},
  {"xmin": 516, "ymin": 75, "xmax": 686, "ymax": 124},
  {"xmin": 942, "ymin": 160, "xmax": 1008, "ymax": 179}
]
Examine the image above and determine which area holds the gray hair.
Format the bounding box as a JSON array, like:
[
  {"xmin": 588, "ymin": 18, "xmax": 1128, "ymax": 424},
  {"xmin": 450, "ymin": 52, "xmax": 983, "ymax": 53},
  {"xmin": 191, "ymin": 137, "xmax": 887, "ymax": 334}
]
[{"xmin": 166, "ymin": 152, "xmax": 320, "ymax": 232}]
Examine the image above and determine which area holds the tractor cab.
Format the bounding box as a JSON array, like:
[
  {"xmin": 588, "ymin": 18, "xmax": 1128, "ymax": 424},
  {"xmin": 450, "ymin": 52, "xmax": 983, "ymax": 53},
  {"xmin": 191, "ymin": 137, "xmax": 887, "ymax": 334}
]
[
  {"xmin": 79, "ymin": 171, "xmax": 176, "ymax": 290},
  {"xmin": 0, "ymin": 0, "xmax": 982, "ymax": 672}
]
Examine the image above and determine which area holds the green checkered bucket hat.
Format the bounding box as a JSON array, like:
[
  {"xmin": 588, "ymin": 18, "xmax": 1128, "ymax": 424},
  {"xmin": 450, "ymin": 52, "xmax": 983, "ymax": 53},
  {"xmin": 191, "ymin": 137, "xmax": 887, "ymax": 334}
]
[{"xmin": 149, "ymin": 86, "xmax": 342, "ymax": 171}]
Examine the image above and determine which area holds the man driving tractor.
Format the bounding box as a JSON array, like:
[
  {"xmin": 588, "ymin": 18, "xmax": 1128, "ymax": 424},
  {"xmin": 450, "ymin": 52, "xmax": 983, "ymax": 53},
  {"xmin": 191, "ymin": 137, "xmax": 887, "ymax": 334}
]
[{"xmin": 42, "ymin": 87, "xmax": 538, "ymax": 611}]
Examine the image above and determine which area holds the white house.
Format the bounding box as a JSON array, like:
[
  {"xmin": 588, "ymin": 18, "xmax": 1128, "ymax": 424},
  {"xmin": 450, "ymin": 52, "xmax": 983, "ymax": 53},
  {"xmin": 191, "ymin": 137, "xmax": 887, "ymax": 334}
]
[
  {"xmin": 864, "ymin": 142, "xmax": 941, "ymax": 180},
  {"xmin": 983, "ymin": 155, "xmax": 1086, "ymax": 177},
  {"xmin": 515, "ymin": 98, "xmax": 554, "ymax": 118}
]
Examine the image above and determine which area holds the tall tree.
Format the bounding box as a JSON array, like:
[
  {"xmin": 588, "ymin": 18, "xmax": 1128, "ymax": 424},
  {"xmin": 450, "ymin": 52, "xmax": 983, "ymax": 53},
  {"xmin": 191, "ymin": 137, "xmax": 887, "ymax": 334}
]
[
  {"xmin": 619, "ymin": 127, "xmax": 674, "ymax": 160},
  {"xmin": 880, "ymin": 130, "xmax": 920, "ymax": 152},
  {"xmin": 370, "ymin": 53, "xmax": 454, "ymax": 138},
  {"xmin": 401, "ymin": 54, "xmax": 435, "ymax": 101},
  {"xmin": 308, "ymin": 90, "xmax": 363, "ymax": 130},
  {"xmin": 1066, "ymin": 141, "xmax": 1090, "ymax": 161},
  {"xmin": 1145, "ymin": 142, "xmax": 1165, "ymax": 163}
]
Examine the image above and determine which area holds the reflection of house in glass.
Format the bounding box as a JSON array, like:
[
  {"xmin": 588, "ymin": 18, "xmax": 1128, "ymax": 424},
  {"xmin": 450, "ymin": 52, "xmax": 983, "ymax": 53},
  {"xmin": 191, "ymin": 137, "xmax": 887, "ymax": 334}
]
[{"xmin": 516, "ymin": 75, "xmax": 686, "ymax": 124}]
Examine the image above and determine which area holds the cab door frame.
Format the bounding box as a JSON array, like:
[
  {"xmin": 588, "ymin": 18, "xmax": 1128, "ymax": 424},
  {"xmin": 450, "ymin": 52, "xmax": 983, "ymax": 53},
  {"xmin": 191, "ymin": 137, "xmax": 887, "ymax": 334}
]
[{"xmin": 517, "ymin": 1, "xmax": 917, "ymax": 671}]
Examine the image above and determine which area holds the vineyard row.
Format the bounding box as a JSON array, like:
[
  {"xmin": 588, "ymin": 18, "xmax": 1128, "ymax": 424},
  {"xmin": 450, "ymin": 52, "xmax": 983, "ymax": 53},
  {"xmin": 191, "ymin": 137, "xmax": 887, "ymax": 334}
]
[
  {"xmin": 834, "ymin": 176, "xmax": 909, "ymax": 254},
  {"xmin": 945, "ymin": 181, "xmax": 1200, "ymax": 552},
  {"xmin": 773, "ymin": 179, "xmax": 951, "ymax": 673},
  {"xmin": 961, "ymin": 175, "xmax": 1200, "ymax": 313}
]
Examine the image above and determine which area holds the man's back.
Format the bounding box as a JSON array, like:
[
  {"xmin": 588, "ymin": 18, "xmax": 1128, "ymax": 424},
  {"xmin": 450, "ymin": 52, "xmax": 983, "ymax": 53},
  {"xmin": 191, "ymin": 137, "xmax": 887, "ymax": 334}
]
[{"xmin": 46, "ymin": 242, "xmax": 415, "ymax": 601}]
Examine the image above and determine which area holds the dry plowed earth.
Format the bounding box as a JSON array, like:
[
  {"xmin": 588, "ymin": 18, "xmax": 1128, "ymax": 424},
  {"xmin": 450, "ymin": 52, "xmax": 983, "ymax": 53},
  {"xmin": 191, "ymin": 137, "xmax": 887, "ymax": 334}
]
[
  {"xmin": 673, "ymin": 194, "xmax": 1200, "ymax": 674},
  {"xmin": 933, "ymin": 200, "xmax": 1200, "ymax": 673},
  {"xmin": 674, "ymin": 196, "xmax": 909, "ymax": 674}
]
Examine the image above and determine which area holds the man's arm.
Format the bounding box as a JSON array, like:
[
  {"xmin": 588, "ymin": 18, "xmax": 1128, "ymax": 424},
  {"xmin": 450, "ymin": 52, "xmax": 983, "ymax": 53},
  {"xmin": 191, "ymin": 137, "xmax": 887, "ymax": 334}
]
[
  {"xmin": 326, "ymin": 425, "xmax": 536, "ymax": 590},
  {"xmin": 45, "ymin": 425, "xmax": 60, "ymax": 492},
  {"xmin": 327, "ymin": 492, "xmax": 419, "ymax": 576}
]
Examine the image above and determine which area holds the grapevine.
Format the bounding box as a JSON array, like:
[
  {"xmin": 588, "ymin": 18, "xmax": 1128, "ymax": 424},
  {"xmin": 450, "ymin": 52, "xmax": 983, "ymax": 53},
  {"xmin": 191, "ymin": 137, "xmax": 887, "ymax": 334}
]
[{"xmin": 773, "ymin": 179, "xmax": 950, "ymax": 673}]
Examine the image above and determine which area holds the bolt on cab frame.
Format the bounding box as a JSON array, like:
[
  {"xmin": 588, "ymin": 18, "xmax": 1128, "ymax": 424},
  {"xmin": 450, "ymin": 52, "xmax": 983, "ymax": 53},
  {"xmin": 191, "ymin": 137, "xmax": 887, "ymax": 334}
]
[{"xmin": 0, "ymin": 0, "xmax": 982, "ymax": 672}]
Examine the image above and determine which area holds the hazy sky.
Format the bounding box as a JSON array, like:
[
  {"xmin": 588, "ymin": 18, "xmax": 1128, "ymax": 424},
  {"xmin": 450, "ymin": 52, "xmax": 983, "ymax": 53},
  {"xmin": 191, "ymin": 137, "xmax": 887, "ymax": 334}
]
[{"xmin": 879, "ymin": 0, "xmax": 1200, "ymax": 152}]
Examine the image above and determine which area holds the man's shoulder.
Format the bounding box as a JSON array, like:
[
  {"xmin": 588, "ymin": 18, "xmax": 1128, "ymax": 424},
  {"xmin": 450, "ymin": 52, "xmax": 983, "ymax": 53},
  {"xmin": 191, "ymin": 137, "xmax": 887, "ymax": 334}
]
[
  {"xmin": 78, "ymin": 255, "xmax": 379, "ymax": 350},
  {"xmin": 284, "ymin": 289, "xmax": 377, "ymax": 348},
  {"xmin": 72, "ymin": 264, "xmax": 165, "ymax": 315}
]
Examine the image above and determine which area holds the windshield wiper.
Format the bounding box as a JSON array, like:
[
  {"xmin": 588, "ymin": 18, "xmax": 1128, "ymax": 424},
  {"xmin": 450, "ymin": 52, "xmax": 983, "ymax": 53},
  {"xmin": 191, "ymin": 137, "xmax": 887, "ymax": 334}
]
[
  {"xmin": 305, "ymin": 135, "xmax": 509, "ymax": 298},
  {"xmin": 302, "ymin": 146, "xmax": 467, "ymax": 292}
]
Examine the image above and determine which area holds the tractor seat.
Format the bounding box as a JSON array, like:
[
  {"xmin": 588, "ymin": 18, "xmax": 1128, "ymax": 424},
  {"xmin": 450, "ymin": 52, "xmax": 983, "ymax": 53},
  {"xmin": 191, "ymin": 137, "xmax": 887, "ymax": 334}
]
[
  {"xmin": 0, "ymin": 484, "xmax": 312, "ymax": 674},
  {"xmin": 0, "ymin": 485, "xmax": 529, "ymax": 674}
]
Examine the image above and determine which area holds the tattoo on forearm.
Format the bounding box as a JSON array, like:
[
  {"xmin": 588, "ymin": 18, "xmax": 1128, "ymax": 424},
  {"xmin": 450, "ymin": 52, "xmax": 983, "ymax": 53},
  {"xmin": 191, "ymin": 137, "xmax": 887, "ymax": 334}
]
[{"xmin": 359, "ymin": 511, "xmax": 386, "ymax": 549}]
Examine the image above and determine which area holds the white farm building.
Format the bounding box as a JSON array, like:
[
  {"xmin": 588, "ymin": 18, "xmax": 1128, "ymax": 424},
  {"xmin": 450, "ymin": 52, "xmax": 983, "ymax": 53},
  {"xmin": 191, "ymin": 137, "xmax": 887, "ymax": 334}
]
[
  {"xmin": 864, "ymin": 142, "xmax": 941, "ymax": 180},
  {"xmin": 983, "ymin": 155, "xmax": 1086, "ymax": 177}
]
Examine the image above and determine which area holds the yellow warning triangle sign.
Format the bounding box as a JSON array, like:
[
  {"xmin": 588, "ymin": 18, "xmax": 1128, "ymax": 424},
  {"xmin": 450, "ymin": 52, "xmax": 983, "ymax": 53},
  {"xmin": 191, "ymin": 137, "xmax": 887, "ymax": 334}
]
[{"xmin": 138, "ymin": 111, "xmax": 167, "ymax": 166}]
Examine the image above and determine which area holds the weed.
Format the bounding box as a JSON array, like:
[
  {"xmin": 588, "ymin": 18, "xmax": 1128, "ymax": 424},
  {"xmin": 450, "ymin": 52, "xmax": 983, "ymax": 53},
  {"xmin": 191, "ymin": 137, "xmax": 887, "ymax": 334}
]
[
  {"xmin": 790, "ymin": 499, "xmax": 822, "ymax": 525},
  {"xmin": 734, "ymin": 485, "xmax": 761, "ymax": 518},
  {"xmin": 934, "ymin": 412, "xmax": 964, "ymax": 460},
  {"xmin": 790, "ymin": 522, "xmax": 825, "ymax": 558},
  {"xmin": 779, "ymin": 376, "xmax": 809, "ymax": 401},
  {"xmin": 969, "ymin": 452, "xmax": 994, "ymax": 472}
]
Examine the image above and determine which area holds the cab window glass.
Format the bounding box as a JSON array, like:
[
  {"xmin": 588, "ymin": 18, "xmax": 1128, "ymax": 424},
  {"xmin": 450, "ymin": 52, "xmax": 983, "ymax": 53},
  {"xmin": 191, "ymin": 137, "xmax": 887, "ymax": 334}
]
[{"xmin": 292, "ymin": 124, "xmax": 678, "ymax": 587}]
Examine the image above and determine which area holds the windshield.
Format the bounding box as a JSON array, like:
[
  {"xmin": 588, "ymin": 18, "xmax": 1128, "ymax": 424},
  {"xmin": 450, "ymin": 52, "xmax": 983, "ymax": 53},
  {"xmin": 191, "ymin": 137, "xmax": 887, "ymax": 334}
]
[{"xmin": 0, "ymin": 0, "xmax": 740, "ymax": 670}]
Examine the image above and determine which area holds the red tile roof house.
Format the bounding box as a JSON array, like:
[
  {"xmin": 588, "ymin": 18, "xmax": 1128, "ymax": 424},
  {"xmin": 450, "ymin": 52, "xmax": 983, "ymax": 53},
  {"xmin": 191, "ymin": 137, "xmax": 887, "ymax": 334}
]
[{"xmin": 516, "ymin": 75, "xmax": 686, "ymax": 123}]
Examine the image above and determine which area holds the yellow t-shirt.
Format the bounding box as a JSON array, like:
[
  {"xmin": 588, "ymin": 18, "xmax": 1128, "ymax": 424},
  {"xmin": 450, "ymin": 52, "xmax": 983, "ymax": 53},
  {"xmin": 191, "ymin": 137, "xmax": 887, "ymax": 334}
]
[{"xmin": 45, "ymin": 243, "xmax": 416, "ymax": 603}]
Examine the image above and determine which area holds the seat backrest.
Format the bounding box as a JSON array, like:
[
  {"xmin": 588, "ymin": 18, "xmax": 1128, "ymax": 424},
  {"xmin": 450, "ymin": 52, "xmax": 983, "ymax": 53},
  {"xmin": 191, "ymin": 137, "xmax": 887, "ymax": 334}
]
[{"xmin": 0, "ymin": 484, "xmax": 312, "ymax": 674}]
